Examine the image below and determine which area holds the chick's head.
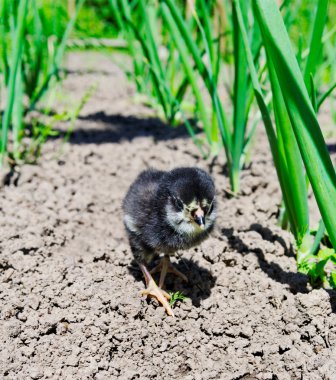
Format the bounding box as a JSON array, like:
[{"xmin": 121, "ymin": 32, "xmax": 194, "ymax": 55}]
[{"xmin": 162, "ymin": 168, "xmax": 216, "ymax": 236}]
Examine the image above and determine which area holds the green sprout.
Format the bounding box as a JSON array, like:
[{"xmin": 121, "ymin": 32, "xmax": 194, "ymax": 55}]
[{"xmin": 169, "ymin": 291, "xmax": 187, "ymax": 307}]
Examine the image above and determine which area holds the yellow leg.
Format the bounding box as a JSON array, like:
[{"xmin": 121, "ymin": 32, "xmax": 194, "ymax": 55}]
[
  {"xmin": 139, "ymin": 263, "xmax": 174, "ymax": 317},
  {"xmin": 150, "ymin": 255, "xmax": 188, "ymax": 288}
]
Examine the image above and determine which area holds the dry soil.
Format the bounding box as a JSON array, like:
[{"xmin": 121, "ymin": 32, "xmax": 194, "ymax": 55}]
[{"xmin": 1, "ymin": 52, "xmax": 336, "ymax": 380}]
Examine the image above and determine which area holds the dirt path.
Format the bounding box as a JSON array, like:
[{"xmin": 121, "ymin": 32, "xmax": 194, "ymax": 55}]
[{"xmin": 1, "ymin": 52, "xmax": 336, "ymax": 380}]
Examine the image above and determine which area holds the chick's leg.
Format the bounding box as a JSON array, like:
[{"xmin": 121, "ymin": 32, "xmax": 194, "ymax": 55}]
[
  {"xmin": 139, "ymin": 263, "xmax": 174, "ymax": 317},
  {"xmin": 150, "ymin": 255, "xmax": 188, "ymax": 288}
]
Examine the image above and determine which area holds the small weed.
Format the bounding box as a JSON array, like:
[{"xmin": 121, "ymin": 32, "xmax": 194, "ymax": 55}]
[
  {"xmin": 298, "ymin": 247, "xmax": 336, "ymax": 289},
  {"xmin": 169, "ymin": 291, "xmax": 187, "ymax": 307}
]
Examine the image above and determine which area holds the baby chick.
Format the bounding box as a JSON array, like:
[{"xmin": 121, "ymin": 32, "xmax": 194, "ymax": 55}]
[{"xmin": 123, "ymin": 167, "xmax": 216, "ymax": 316}]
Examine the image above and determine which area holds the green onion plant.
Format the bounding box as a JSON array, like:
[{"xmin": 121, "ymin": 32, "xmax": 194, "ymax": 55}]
[
  {"xmin": 0, "ymin": 0, "xmax": 84, "ymax": 168},
  {"xmin": 234, "ymin": 0, "xmax": 336, "ymax": 288},
  {"xmin": 113, "ymin": 0, "xmax": 265, "ymax": 192},
  {"xmin": 109, "ymin": 0, "xmax": 198, "ymax": 131}
]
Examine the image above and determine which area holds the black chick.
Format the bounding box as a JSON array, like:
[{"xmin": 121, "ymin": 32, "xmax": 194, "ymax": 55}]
[{"xmin": 123, "ymin": 167, "xmax": 216, "ymax": 316}]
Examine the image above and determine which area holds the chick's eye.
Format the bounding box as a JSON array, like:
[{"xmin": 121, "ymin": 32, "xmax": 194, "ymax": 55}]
[{"xmin": 172, "ymin": 196, "xmax": 184, "ymax": 211}]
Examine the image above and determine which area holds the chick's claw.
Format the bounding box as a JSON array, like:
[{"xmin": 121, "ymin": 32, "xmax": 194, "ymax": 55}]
[
  {"xmin": 140, "ymin": 279, "xmax": 174, "ymax": 317},
  {"xmin": 139, "ymin": 262, "xmax": 174, "ymax": 317}
]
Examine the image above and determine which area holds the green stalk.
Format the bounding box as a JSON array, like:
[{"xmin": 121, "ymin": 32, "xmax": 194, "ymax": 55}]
[
  {"xmin": 27, "ymin": 0, "xmax": 44, "ymax": 100},
  {"xmin": 197, "ymin": 0, "xmax": 220, "ymax": 150},
  {"xmin": 108, "ymin": 0, "xmax": 124, "ymax": 30},
  {"xmin": 197, "ymin": 0, "xmax": 215, "ymax": 75},
  {"xmin": 267, "ymin": 56, "xmax": 309, "ymax": 241},
  {"xmin": 233, "ymin": 0, "xmax": 298, "ymax": 235},
  {"xmin": 160, "ymin": 3, "xmax": 211, "ymax": 149},
  {"xmin": 124, "ymin": 7, "xmax": 179, "ymax": 122},
  {"xmin": 29, "ymin": 0, "xmax": 85, "ymax": 111},
  {"xmin": 12, "ymin": 65, "xmax": 24, "ymax": 160},
  {"xmin": 253, "ymin": 0, "xmax": 336, "ymax": 249},
  {"xmin": 310, "ymin": 74, "xmax": 317, "ymax": 112},
  {"xmin": 117, "ymin": 0, "xmax": 146, "ymax": 92},
  {"xmin": 0, "ymin": 0, "xmax": 9, "ymax": 84},
  {"xmin": 0, "ymin": 0, "xmax": 28, "ymax": 165},
  {"xmin": 317, "ymin": 80, "xmax": 336, "ymax": 110},
  {"xmin": 160, "ymin": 0, "xmax": 232, "ymax": 153},
  {"xmin": 190, "ymin": 5, "xmax": 227, "ymax": 156},
  {"xmin": 138, "ymin": 0, "xmax": 170, "ymax": 119},
  {"xmin": 231, "ymin": 0, "xmax": 249, "ymax": 192},
  {"xmin": 303, "ymin": 0, "xmax": 329, "ymax": 94},
  {"xmin": 309, "ymin": 220, "xmax": 326, "ymax": 256}
]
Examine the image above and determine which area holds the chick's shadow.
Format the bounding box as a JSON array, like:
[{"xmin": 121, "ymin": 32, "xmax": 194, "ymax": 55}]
[{"xmin": 128, "ymin": 255, "xmax": 216, "ymax": 308}]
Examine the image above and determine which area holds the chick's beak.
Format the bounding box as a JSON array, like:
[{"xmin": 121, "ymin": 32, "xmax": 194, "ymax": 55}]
[{"xmin": 193, "ymin": 207, "xmax": 205, "ymax": 228}]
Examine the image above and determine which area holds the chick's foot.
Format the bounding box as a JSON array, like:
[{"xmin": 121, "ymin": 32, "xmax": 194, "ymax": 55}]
[
  {"xmin": 139, "ymin": 263, "xmax": 174, "ymax": 317},
  {"xmin": 151, "ymin": 255, "xmax": 188, "ymax": 288}
]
